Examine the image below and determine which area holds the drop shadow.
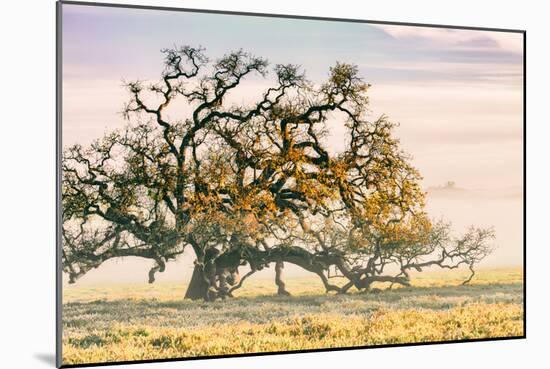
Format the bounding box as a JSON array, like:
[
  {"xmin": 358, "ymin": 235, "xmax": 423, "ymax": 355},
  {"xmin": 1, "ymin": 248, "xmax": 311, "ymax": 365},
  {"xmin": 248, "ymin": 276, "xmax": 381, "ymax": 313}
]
[{"xmin": 34, "ymin": 353, "xmax": 56, "ymax": 367}]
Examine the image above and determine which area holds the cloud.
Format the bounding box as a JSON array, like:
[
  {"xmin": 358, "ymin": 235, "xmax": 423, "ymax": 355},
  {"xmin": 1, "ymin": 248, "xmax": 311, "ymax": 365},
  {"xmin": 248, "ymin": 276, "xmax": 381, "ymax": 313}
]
[{"xmin": 373, "ymin": 25, "xmax": 523, "ymax": 54}]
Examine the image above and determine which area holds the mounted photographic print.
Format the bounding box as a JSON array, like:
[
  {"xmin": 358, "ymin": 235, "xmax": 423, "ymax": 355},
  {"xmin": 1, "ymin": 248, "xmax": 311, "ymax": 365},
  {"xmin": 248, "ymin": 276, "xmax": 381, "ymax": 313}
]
[{"xmin": 56, "ymin": 1, "xmax": 526, "ymax": 367}]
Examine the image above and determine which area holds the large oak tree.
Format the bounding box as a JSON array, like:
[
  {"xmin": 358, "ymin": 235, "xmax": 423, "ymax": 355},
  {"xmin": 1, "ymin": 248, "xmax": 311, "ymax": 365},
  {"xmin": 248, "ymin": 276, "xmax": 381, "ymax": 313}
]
[{"xmin": 62, "ymin": 46, "xmax": 494, "ymax": 300}]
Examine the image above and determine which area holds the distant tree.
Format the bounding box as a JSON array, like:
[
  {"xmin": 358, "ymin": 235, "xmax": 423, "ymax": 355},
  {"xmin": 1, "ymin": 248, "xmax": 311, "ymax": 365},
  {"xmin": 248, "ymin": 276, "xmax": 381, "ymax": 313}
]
[
  {"xmin": 62, "ymin": 46, "xmax": 494, "ymax": 301},
  {"xmin": 444, "ymin": 181, "xmax": 456, "ymax": 189}
]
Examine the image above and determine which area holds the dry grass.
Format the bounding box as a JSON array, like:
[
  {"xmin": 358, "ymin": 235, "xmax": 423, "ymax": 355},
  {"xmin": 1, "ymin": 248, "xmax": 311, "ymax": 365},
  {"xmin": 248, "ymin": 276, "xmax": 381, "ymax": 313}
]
[{"xmin": 62, "ymin": 268, "xmax": 524, "ymax": 365}]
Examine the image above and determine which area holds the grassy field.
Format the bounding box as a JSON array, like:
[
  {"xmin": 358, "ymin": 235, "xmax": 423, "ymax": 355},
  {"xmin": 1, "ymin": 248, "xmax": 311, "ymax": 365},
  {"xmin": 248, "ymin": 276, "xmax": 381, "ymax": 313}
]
[{"xmin": 62, "ymin": 268, "xmax": 524, "ymax": 365}]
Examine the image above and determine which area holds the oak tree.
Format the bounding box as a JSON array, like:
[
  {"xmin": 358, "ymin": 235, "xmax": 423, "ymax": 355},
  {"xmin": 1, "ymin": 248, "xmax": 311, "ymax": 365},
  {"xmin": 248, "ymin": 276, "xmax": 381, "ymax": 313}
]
[{"xmin": 62, "ymin": 46, "xmax": 494, "ymax": 301}]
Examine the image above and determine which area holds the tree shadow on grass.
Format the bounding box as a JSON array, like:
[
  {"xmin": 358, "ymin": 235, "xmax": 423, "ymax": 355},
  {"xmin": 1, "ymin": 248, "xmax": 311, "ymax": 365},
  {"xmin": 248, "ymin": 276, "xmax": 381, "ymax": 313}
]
[{"xmin": 62, "ymin": 282, "xmax": 524, "ymax": 330}]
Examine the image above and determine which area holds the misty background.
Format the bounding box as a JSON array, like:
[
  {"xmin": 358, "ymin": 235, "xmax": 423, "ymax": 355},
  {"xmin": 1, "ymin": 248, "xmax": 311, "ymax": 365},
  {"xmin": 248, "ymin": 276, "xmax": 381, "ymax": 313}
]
[{"xmin": 61, "ymin": 5, "xmax": 523, "ymax": 285}]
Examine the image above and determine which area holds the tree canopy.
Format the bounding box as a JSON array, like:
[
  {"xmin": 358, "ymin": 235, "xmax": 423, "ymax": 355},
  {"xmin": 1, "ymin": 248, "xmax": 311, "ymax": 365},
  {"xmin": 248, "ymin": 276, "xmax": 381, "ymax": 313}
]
[{"xmin": 62, "ymin": 46, "xmax": 494, "ymax": 300}]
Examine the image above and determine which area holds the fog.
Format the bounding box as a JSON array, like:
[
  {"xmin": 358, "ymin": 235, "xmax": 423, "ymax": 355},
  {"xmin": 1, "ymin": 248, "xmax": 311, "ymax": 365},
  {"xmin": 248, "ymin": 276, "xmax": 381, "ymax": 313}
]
[{"xmin": 61, "ymin": 5, "xmax": 523, "ymax": 286}]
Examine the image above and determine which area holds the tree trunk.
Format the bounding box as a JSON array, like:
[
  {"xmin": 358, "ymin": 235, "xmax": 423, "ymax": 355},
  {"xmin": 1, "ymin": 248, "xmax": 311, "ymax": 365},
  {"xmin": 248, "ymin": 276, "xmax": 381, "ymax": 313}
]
[
  {"xmin": 184, "ymin": 264, "xmax": 209, "ymax": 300},
  {"xmin": 275, "ymin": 261, "xmax": 291, "ymax": 296}
]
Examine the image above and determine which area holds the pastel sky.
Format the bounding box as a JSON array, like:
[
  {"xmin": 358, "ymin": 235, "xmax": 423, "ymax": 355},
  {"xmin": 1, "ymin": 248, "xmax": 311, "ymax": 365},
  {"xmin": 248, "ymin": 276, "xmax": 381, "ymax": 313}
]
[{"xmin": 61, "ymin": 4, "xmax": 524, "ymax": 282}]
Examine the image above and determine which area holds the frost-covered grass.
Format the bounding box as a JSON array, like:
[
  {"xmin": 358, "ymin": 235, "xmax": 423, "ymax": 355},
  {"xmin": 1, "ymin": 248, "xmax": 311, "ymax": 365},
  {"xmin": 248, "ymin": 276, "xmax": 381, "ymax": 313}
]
[{"xmin": 62, "ymin": 268, "xmax": 524, "ymax": 365}]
